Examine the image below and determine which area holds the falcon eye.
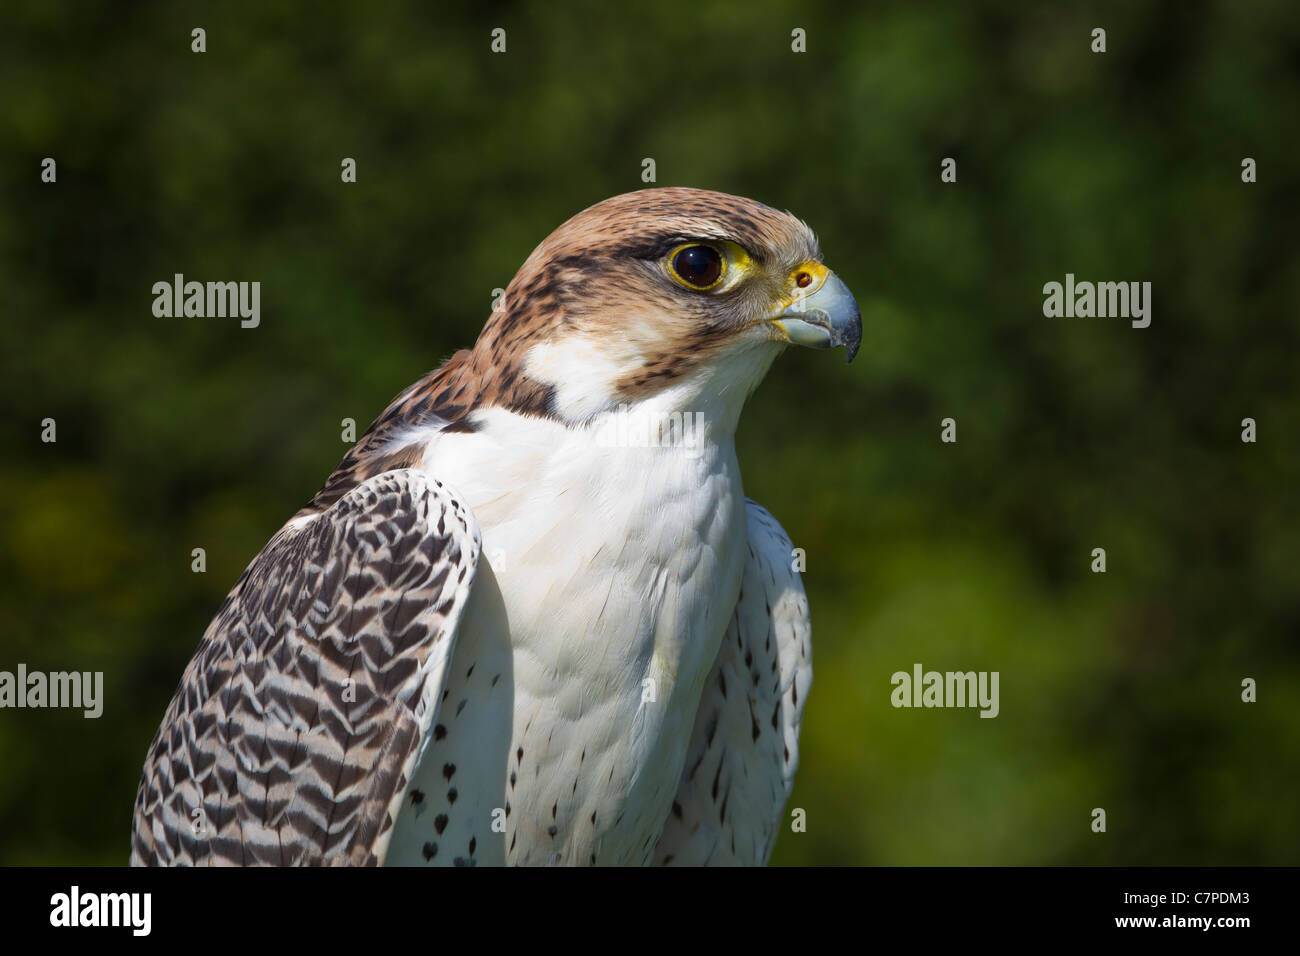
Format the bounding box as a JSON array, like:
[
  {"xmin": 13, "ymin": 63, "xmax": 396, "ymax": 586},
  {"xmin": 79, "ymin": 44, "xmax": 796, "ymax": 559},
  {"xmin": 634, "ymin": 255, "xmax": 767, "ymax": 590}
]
[{"xmin": 668, "ymin": 244, "xmax": 725, "ymax": 291}]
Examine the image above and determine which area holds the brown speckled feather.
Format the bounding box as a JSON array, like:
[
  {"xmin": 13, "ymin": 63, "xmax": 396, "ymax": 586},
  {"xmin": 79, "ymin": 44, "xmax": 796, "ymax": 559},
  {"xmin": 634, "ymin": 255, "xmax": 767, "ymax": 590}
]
[{"xmin": 132, "ymin": 471, "xmax": 480, "ymax": 865}]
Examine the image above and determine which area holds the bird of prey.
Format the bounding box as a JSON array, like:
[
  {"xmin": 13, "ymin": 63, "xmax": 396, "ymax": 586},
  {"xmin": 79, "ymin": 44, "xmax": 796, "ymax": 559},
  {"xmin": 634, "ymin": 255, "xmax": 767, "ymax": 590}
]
[{"xmin": 132, "ymin": 187, "xmax": 861, "ymax": 866}]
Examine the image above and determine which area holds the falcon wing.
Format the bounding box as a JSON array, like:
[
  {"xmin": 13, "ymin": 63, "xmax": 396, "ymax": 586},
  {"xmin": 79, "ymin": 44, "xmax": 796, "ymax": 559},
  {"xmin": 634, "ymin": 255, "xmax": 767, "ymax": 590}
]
[
  {"xmin": 131, "ymin": 469, "xmax": 480, "ymax": 866},
  {"xmin": 653, "ymin": 499, "xmax": 812, "ymax": 866}
]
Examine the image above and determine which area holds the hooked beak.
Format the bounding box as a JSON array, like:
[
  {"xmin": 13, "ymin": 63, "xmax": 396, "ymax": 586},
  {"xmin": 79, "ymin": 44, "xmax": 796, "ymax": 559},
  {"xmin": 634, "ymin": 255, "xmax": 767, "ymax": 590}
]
[{"xmin": 768, "ymin": 267, "xmax": 862, "ymax": 363}]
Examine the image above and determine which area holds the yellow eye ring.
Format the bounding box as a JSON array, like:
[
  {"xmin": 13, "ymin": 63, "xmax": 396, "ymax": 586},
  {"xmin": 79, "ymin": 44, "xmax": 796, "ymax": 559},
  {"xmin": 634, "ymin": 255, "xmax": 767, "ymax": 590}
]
[{"xmin": 666, "ymin": 243, "xmax": 726, "ymax": 291}]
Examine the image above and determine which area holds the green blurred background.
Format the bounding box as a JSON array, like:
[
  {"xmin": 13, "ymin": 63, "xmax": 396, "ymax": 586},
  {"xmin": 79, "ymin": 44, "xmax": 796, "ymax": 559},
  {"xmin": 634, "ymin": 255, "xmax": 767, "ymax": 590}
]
[{"xmin": 0, "ymin": 0, "xmax": 1296, "ymax": 865}]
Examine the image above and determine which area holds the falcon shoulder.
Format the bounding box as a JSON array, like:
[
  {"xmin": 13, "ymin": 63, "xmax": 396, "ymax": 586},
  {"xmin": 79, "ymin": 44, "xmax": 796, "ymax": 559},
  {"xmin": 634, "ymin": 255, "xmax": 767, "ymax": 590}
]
[
  {"xmin": 653, "ymin": 498, "xmax": 813, "ymax": 865},
  {"xmin": 131, "ymin": 469, "xmax": 480, "ymax": 866}
]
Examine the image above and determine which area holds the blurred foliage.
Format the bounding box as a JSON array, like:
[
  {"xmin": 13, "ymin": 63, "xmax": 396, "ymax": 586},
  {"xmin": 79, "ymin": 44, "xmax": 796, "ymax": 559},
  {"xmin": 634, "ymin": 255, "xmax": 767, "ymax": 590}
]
[{"xmin": 0, "ymin": 0, "xmax": 1297, "ymax": 865}]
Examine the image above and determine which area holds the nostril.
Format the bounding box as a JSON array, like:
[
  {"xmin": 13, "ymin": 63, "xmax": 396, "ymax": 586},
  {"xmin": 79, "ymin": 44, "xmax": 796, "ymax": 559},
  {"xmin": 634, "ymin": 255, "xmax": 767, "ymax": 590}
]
[{"xmin": 795, "ymin": 271, "xmax": 812, "ymax": 288}]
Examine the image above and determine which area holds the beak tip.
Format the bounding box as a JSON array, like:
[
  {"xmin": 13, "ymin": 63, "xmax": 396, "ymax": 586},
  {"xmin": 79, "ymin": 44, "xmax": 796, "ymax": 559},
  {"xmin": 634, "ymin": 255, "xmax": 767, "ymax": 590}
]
[{"xmin": 844, "ymin": 313, "xmax": 862, "ymax": 364}]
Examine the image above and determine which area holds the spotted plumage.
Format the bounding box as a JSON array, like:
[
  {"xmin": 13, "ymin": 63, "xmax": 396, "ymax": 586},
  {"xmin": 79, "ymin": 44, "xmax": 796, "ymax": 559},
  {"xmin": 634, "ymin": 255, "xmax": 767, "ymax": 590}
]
[
  {"xmin": 132, "ymin": 187, "xmax": 860, "ymax": 866},
  {"xmin": 652, "ymin": 504, "xmax": 812, "ymax": 864},
  {"xmin": 132, "ymin": 471, "xmax": 479, "ymax": 865}
]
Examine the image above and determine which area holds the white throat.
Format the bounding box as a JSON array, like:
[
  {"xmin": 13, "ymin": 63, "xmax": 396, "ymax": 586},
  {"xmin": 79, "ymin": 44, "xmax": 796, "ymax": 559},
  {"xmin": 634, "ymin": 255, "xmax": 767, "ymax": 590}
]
[{"xmin": 524, "ymin": 334, "xmax": 783, "ymax": 436}]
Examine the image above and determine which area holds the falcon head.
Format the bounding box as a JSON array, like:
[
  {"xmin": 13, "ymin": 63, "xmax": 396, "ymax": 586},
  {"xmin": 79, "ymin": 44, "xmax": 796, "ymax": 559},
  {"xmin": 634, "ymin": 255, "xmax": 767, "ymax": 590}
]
[
  {"xmin": 302, "ymin": 189, "xmax": 860, "ymax": 513},
  {"xmin": 468, "ymin": 187, "xmax": 861, "ymax": 426}
]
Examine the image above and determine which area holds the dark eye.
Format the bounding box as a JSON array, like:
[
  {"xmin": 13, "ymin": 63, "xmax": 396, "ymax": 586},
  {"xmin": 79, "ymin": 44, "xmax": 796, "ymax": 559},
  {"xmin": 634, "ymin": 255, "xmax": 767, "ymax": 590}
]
[{"xmin": 669, "ymin": 244, "xmax": 724, "ymax": 290}]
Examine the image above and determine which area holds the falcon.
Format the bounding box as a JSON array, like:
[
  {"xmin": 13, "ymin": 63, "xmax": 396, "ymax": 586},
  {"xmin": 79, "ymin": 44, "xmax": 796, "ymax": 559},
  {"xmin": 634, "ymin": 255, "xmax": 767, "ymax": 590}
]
[{"xmin": 131, "ymin": 187, "xmax": 861, "ymax": 866}]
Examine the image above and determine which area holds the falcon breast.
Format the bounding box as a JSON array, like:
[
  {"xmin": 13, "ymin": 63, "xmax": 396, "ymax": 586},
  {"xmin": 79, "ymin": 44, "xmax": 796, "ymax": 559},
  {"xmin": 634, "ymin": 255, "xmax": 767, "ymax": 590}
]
[{"xmin": 132, "ymin": 187, "xmax": 861, "ymax": 866}]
